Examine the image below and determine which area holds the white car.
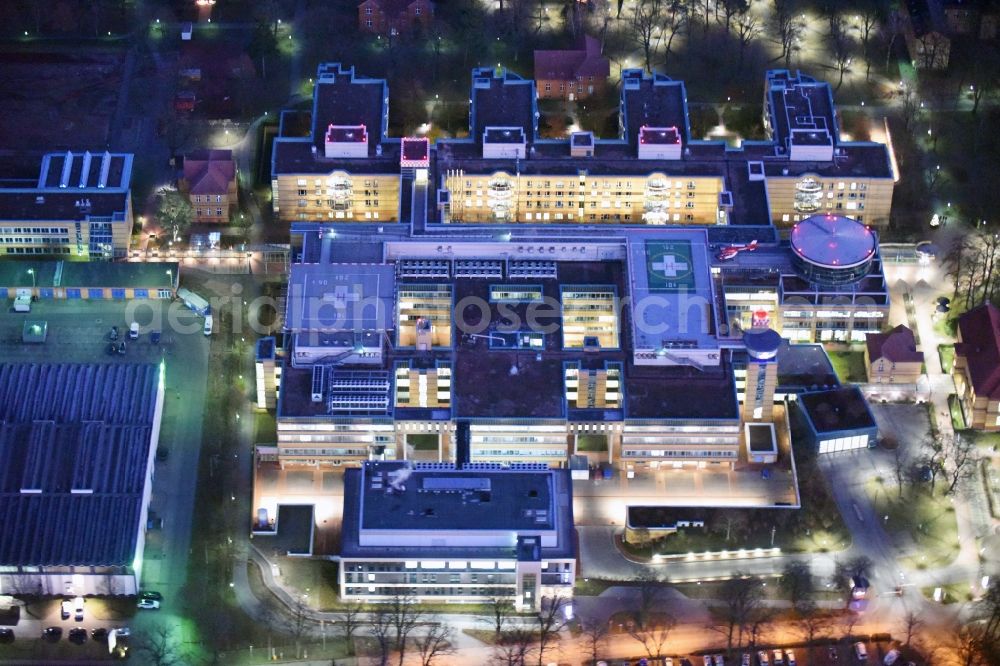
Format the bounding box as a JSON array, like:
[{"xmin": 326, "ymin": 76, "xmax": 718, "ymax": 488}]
[
  {"xmin": 786, "ymin": 649, "xmax": 796, "ymax": 666},
  {"xmin": 665, "ymin": 660, "xmax": 674, "ymax": 666},
  {"xmin": 704, "ymin": 656, "xmax": 713, "ymax": 666},
  {"xmin": 773, "ymin": 649, "xmax": 784, "ymax": 665},
  {"xmin": 758, "ymin": 651, "xmax": 770, "ymax": 666},
  {"xmin": 714, "ymin": 656, "xmax": 725, "ymax": 666},
  {"xmin": 742, "ymin": 654, "xmax": 752, "ymax": 666},
  {"xmin": 136, "ymin": 598, "xmax": 160, "ymax": 610}
]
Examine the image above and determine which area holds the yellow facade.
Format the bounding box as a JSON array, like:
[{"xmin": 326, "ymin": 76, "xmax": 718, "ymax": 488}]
[
  {"xmin": 766, "ymin": 175, "xmax": 893, "ymax": 229},
  {"xmin": 272, "ymin": 172, "xmax": 400, "ymax": 223},
  {"xmin": 0, "ymin": 210, "xmax": 132, "ymax": 260},
  {"xmin": 443, "ymin": 171, "xmax": 724, "ymax": 225}
]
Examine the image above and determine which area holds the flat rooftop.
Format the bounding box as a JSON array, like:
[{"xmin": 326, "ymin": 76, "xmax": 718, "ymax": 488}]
[
  {"xmin": 800, "ymin": 387, "xmax": 877, "ymax": 433},
  {"xmin": 341, "ymin": 462, "xmax": 575, "ymax": 560},
  {"xmin": 285, "ymin": 263, "xmax": 395, "ymax": 332},
  {"xmin": 0, "ymin": 191, "xmax": 129, "ymax": 222},
  {"xmin": 0, "ymin": 261, "xmax": 180, "ymax": 289},
  {"xmin": 775, "ymin": 342, "xmax": 840, "ymax": 391},
  {"xmin": 470, "ymin": 68, "xmax": 535, "ymax": 144},
  {"xmin": 626, "ymin": 229, "xmax": 718, "ymax": 352}
]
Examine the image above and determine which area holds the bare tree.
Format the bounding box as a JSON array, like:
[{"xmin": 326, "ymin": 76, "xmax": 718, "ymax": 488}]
[
  {"xmin": 334, "ymin": 601, "xmax": 364, "ymax": 655},
  {"xmin": 628, "ymin": 614, "xmax": 677, "ymax": 659},
  {"xmin": 387, "ymin": 594, "xmax": 425, "ymax": 666},
  {"xmin": 414, "ymin": 620, "xmax": 457, "ymax": 666},
  {"xmin": 883, "ymin": 9, "xmax": 906, "ymax": 74},
  {"xmin": 580, "ymin": 619, "xmax": 609, "ymax": 664},
  {"xmin": 854, "ymin": 9, "xmax": 880, "ymax": 81},
  {"xmin": 734, "ymin": 11, "xmax": 762, "ymax": 73},
  {"xmin": 369, "ymin": 606, "xmax": 395, "ymax": 666},
  {"xmin": 658, "ymin": 0, "xmax": 688, "ymax": 69},
  {"xmin": 779, "ymin": 560, "xmax": 813, "ymax": 611},
  {"xmin": 490, "ymin": 627, "xmax": 535, "ymax": 666},
  {"xmin": 631, "ymin": 0, "xmax": 664, "ymax": 72},
  {"xmin": 772, "ymin": 0, "xmax": 802, "ymax": 69},
  {"xmin": 714, "ymin": 575, "xmax": 765, "ymax": 651},
  {"xmin": 534, "ymin": 596, "xmax": 569, "ymax": 666},
  {"xmin": 900, "ymin": 610, "xmax": 925, "ymax": 647},
  {"xmin": 891, "ymin": 444, "xmax": 908, "ymax": 500},
  {"xmin": 135, "ymin": 625, "xmax": 181, "ymax": 666},
  {"xmin": 941, "ymin": 433, "xmax": 978, "ymax": 495},
  {"xmin": 828, "ymin": 15, "xmax": 855, "ymax": 90},
  {"xmin": 635, "ymin": 572, "xmax": 666, "ymax": 629},
  {"xmin": 794, "ymin": 602, "xmax": 831, "ymax": 643},
  {"xmin": 482, "ymin": 596, "xmax": 517, "ymax": 641}
]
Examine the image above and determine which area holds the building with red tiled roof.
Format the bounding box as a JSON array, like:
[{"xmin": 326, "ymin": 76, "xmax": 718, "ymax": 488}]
[
  {"xmin": 357, "ymin": 0, "xmax": 433, "ymax": 36},
  {"xmin": 180, "ymin": 149, "xmax": 237, "ymax": 224},
  {"xmin": 954, "ymin": 303, "xmax": 1000, "ymax": 430},
  {"xmin": 534, "ymin": 35, "xmax": 610, "ymax": 101},
  {"xmin": 864, "ymin": 324, "xmax": 923, "ymax": 384}
]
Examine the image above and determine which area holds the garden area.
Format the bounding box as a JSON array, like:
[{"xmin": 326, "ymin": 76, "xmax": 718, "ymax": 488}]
[
  {"xmin": 828, "ymin": 350, "xmax": 868, "ymax": 384},
  {"xmin": 866, "ymin": 479, "xmax": 960, "ymax": 571}
]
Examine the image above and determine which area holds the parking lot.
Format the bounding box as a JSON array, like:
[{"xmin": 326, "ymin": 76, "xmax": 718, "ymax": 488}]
[{"xmin": 0, "ymin": 298, "xmax": 211, "ymax": 655}]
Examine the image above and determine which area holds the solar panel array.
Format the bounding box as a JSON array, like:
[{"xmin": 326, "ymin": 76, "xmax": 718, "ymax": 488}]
[{"xmin": 0, "ymin": 364, "xmax": 159, "ymax": 567}]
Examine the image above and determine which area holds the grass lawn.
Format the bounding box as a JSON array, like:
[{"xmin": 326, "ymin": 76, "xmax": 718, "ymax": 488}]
[
  {"xmin": 254, "ymin": 410, "xmax": 277, "ymax": 444},
  {"xmin": 921, "ymin": 582, "xmax": 973, "ymax": 604},
  {"xmin": 866, "ymin": 480, "xmax": 960, "ymax": 571},
  {"xmin": 964, "ymin": 429, "xmax": 1000, "ymax": 452},
  {"xmin": 576, "ymin": 434, "xmax": 607, "ymax": 452},
  {"xmin": 828, "ymin": 350, "xmax": 868, "ymax": 383},
  {"xmin": 948, "ymin": 394, "xmax": 966, "ymax": 430},
  {"xmin": 407, "ymin": 434, "xmax": 439, "ymax": 451},
  {"xmin": 274, "ymin": 558, "xmax": 340, "ymax": 610},
  {"xmin": 574, "ymin": 577, "xmax": 617, "ymax": 596},
  {"xmin": 938, "ymin": 345, "xmax": 956, "ymax": 373}
]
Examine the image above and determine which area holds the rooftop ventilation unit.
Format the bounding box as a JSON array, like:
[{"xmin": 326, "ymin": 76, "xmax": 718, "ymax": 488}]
[{"xmin": 311, "ymin": 365, "xmax": 325, "ymax": 403}]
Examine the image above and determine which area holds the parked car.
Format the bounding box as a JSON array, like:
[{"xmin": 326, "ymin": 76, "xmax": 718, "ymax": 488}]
[
  {"xmin": 741, "ymin": 654, "xmax": 751, "ymax": 666},
  {"xmin": 704, "ymin": 656, "xmax": 713, "ymax": 666},
  {"xmin": 68, "ymin": 627, "xmax": 87, "ymax": 644},
  {"xmin": 117, "ymin": 341, "xmax": 126, "ymax": 355},
  {"xmin": 665, "ymin": 659, "xmax": 674, "ymax": 666},
  {"xmin": 147, "ymin": 515, "xmax": 163, "ymax": 530},
  {"xmin": 42, "ymin": 627, "xmax": 62, "ymax": 641},
  {"xmin": 714, "ymin": 655, "xmax": 725, "ymax": 666},
  {"xmin": 137, "ymin": 598, "xmax": 160, "ymax": 610},
  {"xmin": 129, "ymin": 322, "xmax": 139, "ymax": 340},
  {"xmin": 758, "ymin": 651, "xmax": 770, "ymax": 666},
  {"xmin": 91, "ymin": 627, "xmax": 108, "ymax": 642},
  {"xmin": 139, "ymin": 591, "xmax": 162, "ymax": 601},
  {"xmin": 785, "ymin": 649, "xmax": 796, "ymax": 666},
  {"xmin": 106, "ymin": 342, "xmax": 117, "ymax": 356},
  {"xmin": 109, "ymin": 326, "xmax": 119, "ymax": 341},
  {"xmin": 73, "ymin": 597, "xmax": 83, "ymax": 622},
  {"xmin": 0, "ymin": 628, "xmax": 13, "ymax": 643},
  {"xmin": 854, "ymin": 642, "xmax": 868, "ymax": 662},
  {"xmin": 151, "ymin": 330, "xmax": 161, "ymax": 345},
  {"xmin": 773, "ymin": 649, "xmax": 784, "ymax": 665},
  {"xmin": 112, "ymin": 627, "xmax": 130, "ymax": 638},
  {"xmin": 829, "ymin": 646, "xmax": 839, "ymax": 661},
  {"xmin": 60, "ymin": 599, "xmax": 71, "ymax": 620}
]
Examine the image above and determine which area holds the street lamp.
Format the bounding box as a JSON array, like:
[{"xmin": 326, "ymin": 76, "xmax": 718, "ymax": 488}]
[{"xmin": 26, "ymin": 268, "xmax": 35, "ymax": 288}]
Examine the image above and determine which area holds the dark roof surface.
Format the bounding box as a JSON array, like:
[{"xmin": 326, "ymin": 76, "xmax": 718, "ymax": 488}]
[
  {"xmin": 469, "ymin": 67, "xmax": 536, "ymax": 145},
  {"xmin": 866, "ymin": 324, "xmax": 923, "ymax": 364},
  {"xmin": 534, "ymin": 36, "xmax": 610, "ymax": 81},
  {"xmin": 0, "ymin": 261, "xmax": 179, "ymax": 289},
  {"xmin": 341, "ymin": 462, "xmax": 576, "ymax": 560},
  {"xmin": 775, "ymin": 342, "xmax": 840, "ymax": 390},
  {"xmin": 311, "ymin": 63, "xmax": 387, "ymax": 154},
  {"xmin": 0, "ymin": 363, "xmax": 159, "ymax": 567},
  {"xmin": 799, "ymin": 387, "xmax": 877, "ymax": 434},
  {"xmin": 955, "ymin": 303, "xmax": 1000, "ymax": 400},
  {"xmin": 0, "ymin": 191, "xmax": 129, "ymax": 222},
  {"xmin": 183, "ymin": 149, "xmax": 236, "ymax": 195}
]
